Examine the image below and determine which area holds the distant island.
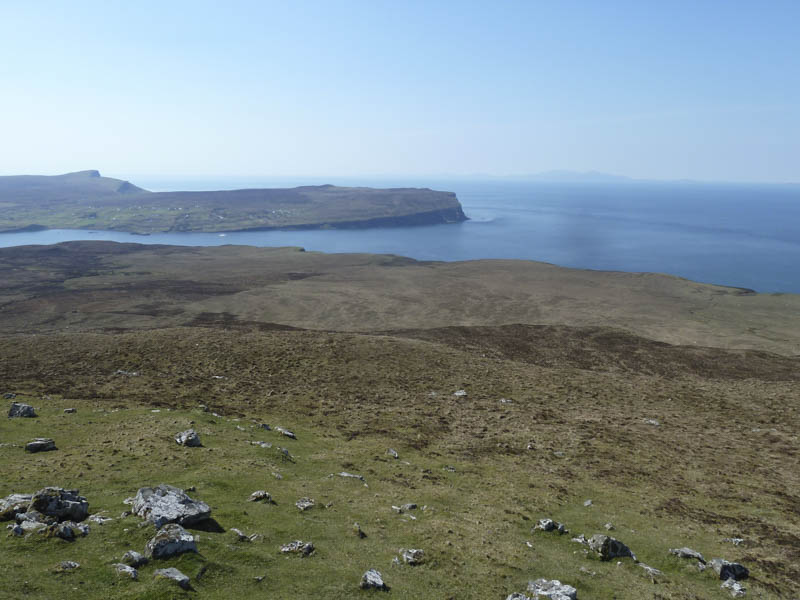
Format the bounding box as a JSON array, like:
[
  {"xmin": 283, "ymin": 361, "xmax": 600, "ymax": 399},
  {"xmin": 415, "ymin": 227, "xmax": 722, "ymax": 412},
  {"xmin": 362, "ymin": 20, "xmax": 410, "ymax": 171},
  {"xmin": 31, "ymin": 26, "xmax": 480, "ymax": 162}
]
[{"xmin": 0, "ymin": 170, "xmax": 467, "ymax": 234}]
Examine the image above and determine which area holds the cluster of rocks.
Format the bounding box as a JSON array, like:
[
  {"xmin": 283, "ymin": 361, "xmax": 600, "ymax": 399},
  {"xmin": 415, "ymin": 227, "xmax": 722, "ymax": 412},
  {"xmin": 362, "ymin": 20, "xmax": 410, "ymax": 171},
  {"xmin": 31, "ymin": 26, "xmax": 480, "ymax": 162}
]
[
  {"xmin": 2, "ymin": 488, "xmax": 90, "ymax": 540},
  {"xmin": 507, "ymin": 579, "xmax": 577, "ymax": 600}
]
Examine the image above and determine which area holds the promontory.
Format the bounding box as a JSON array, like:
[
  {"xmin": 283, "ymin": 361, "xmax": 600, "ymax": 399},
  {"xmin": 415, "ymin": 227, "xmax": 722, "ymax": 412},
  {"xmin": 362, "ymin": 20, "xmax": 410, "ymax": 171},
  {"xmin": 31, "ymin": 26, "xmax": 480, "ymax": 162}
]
[{"xmin": 0, "ymin": 170, "xmax": 467, "ymax": 234}]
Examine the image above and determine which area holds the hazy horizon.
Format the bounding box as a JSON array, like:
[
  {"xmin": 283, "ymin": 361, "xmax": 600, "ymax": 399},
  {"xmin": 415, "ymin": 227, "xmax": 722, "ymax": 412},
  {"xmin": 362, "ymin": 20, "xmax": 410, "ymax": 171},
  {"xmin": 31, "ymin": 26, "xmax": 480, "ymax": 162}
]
[{"xmin": 2, "ymin": 1, "xmax": 799, "ymax": 183}]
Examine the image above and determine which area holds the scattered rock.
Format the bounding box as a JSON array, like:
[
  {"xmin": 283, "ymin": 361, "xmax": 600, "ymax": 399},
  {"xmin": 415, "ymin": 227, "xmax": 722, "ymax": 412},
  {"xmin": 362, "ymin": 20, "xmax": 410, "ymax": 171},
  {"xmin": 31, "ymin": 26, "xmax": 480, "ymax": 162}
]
[
  {"xmin": 3, "ymin": 392, "xmax": 16, "ymax": 399},
  {"xmin": 88, "ymin": 514, "xmax": 112, "ymax": 524},
  {"xmin": 453, "ymin": 390, "xmax": 467, "ymax": 397},
  {"xmin": 57, "ymin": 561, "xmax": 80, "ymax": 571},
  {"xmin": 579, "ymin": 566, "xmax": 596, "ymax": 576},
  {"xmin": 114, "ymin": 369, "xmax": 139, "ymax": 377},
  {"xmin": 723, "ymin": 537, "xmax": 744, "ymax": 546},
  {"xmin": 669, "ymin": 547, "xmax": 706, "ymax": 563},
  {"xmin": 64, "ymin": 408, "xmax": 76, "ymax": 414},
  {"xmin": 500, "ymin": 398, "xmax": 513, "ymax": 404},
  {"xmin": 360, "ymin": 569, "xmax": 388, "ymax": 590},
  {"xmin": 339, "ymin": 472, "xmax": 365, "ymax": 482},
  {"xmin": 278, "ymin": 447, "xmax": 294, "ymax": 462},
  {"xmin": 275, "ymin": 426, "xmax": 296, "ymax": 439},
  {"xmin": 604, "ymin": 523, "xmax": 614, "ymax": 531},
  {"xmin": 121, "ymin": 550, "xmax": 148, "ymax": 567},
  {"xmin": 583, "ymin": 499, "xmax": 593, "ymax": 507},
  {"xmin": 53, "ymin": 521, "xmax": 90, "ymax": 540},
  {"xmin": 131, "ymin": 484, "xmax": 211, "ymax": 528},
  {"xmin": 527, "ymin": 578, "xmax": 578, "ymax": 599},
  {"xmin": 250, "ymin": 440, "xmax": 272, "ymax": 449},
  {"xmin": 399, "ymin": 548, "xmax": 424, "ymax": 565},
  {"xmin": 280, "ymin": 540, "xmax": 315, "ymax": 556},
  {"xmin": 588, "ymin": 534, "xmax": 635, "ymax": 561},
  {"xmin": 113, "ymin": 563, "xmax": 138, "ymax": 579},
  {"xmin": 536, "ymin": 518, "xmax": 568, "ymax": 534},
  {"xmin": 387, "ymin": 448, "xmax": 399, "ymax": 459},
  {"xmin": 295, "ymin": 497, "xmax": 315, "ymax": 511},
  {"xmin": 231, "ymin": 527, "xmax": 257, "ymax": 542},
  {"xmin": 144, "ymin": 523, "xmax": 197, "ymax": 559},
  {"xmin": 30, "ymin": 488, "xmax": 89, "ymax": 522},
  {"xmin": 571, "ymin": 534, "xmax": 587, "ymax": 545},
  {"xmin": 8, "ymin": 524, "xmax": 23, "ymax": 536},
  {"xmin": 644, "ymin": 418, "xmax": 660, "ymax": 426},
  {"xmin": 248, "ymin": 490, "xmax": 272, "ymax": 503},
  {"xmin": 353, "ymin": 522, "xmax": 366, "ymax": 538},
  {"xmin": 174, "ymin": 429, "xmax": 202, "ymax": 447},
  {"xmin": 8, "ymin": 402, "xmax": 36, "ymax": 418},
  {"xmin": 639, "ymin": 563, "xmax": 664, "ymax": 580},
  {"xmin": 259, "ymin": 423, "xmax": 270, "ymax": 430},
  {"xmin": 722, "ymin": 577, "xmax": 747, "ymax": 597},
  {"xmin": 25, "ymin": 438, "xmax": 57, "ymax": 453},
  {"xmin": 154, "ymin": 567, "xmax": 191, "ymax": 589},
  {"xmin": 0, "ymin": 493, "xmax": 33, "ymax": 521},
  {"xmin": 710, "ymin": 558, "xmax": 749, "ymax": 581}
]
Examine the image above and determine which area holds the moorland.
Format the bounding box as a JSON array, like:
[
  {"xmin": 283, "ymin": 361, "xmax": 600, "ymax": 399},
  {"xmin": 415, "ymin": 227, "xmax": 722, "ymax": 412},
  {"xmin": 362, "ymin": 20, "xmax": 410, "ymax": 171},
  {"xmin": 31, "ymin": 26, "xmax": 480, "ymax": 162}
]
[{"xmin": 0, "ymin": 241, "xmax": 798, "ymax": 599}]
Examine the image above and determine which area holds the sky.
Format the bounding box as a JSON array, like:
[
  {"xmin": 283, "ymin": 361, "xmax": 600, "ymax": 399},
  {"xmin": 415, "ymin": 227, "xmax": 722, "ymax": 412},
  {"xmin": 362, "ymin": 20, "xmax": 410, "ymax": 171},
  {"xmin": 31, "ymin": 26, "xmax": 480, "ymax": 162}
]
[{"xmin": 1, "ymin": 0, "xmax": 799, "ymax": 182}]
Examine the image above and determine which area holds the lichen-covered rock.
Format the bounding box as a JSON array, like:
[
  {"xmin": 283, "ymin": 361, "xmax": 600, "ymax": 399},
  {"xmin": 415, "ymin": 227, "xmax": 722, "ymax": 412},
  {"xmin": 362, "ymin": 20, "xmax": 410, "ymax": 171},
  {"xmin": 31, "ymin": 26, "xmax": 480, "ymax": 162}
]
[
  {"xmin": 280, "ymin": 540, "xmax": 315, "ymax": 556},
  {"xmin": 131, "ymin": 484, "xmax": 210, "ymax": 528},
  {"xmin": 295, "ymin": 497, "xmax": 315, "ymax": 511},
  {"xmin": 360, "ymin": 569, "xmax": 388, "ymax": 590},
  {"xmin": 722, "ymin": 577, "xmax": 747, "ymax": 597},
  {"xmin": 8, "ymin": 402, "xmax": 35, "ymax": 418},
  {"xmin": 25, "ymin": 438, "xmax": 56, "ymax": 453},
  {"xmin": 0, "ymin": 493, "xmax": 33, "ymax": 521},
  {"xmin": 113, "ymin": 563, "xmax": 138, "ymax": 579},
  {"xmin": 52, "ymin": 520, "xmax": 90, "ymax": 540},
  {"xmin": 710, "ymin": 558, "xmax": 749, "ymax": 581},
  {"xmin": 587, "ymin": 534, "xmax": 635, "ymax": 561},
  {"xmin": 154, "ymin": 567, "xmax": 190, "ymax": 589},
  {"xmin": 400, "ymin": 548, "xmax": 424, "ymax": 565},
  {"xmin": 669, "ymin": 547, "xmax": 706, "ymax": 563},
  {"xmin": 174, "ymin": 429, "xmax": 202, "ymax": 447},
  {"xmin": 248, "ymin": 490, "xmax": 272, "ymax": 503},
  {"xmin": 144, "ymin": 523, "xmax": 197, "ymax": 559},
  {"xmin": 30, "ymin": 488, "xmax": 89, "ymax": 522},
  {"xmin": 121, "ymin": 550, "xmax": 148, "ymax": 567},
  {"xmin": 527, "ymin": 578, "xmax": 578, "ymax": 599}
]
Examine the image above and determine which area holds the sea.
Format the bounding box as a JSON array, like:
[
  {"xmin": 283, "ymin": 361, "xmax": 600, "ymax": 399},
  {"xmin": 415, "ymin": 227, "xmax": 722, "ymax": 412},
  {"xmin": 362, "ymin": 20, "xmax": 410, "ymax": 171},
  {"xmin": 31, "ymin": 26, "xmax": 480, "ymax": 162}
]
[{"xmin": 2, "ymin": 176, "xmax": 799, "ymax": 294}]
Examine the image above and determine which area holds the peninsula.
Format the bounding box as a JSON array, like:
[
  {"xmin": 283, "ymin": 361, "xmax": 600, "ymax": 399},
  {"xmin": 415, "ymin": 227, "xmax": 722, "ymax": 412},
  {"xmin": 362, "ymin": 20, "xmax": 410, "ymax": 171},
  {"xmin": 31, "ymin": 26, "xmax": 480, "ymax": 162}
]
[{"xmin": 0, "ymin": 170, "xmax": 467, "ymax": 234}]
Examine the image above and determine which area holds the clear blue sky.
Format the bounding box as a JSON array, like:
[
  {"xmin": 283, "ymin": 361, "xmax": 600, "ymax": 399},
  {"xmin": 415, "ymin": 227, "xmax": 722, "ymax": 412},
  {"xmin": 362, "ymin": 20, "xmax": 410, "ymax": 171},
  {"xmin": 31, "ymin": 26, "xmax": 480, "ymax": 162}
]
[{"xmin": 2, "ymin": 0, "xmax": 798, "ymax": 181}]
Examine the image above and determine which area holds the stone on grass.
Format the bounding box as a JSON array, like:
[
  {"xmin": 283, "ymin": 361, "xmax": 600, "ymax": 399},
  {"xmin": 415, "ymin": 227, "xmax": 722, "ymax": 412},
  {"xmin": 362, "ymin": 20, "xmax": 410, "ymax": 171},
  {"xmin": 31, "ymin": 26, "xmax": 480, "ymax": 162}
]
[
  {"xmin": 25, "ymin": 438, "xmax": 57, "ymax": 453},
  {"xmin": 58, "ymin": 561, "xmax": 80, "ymax": 571},
  {"xmin": 400, "ymin": 548, "xmax": 424, "ymax": 565},
  {"xmin": 639, "ymin": 563, "xmax": 664, "ymax": 580},
  {"xmin": 669, "ymin": 547, "xmax": 706, "ymax": 563},
  {"xmin": 8, "ymin": 524, "xmax": 24, "ymax": 536},
  {"xmin": 339, "ymin": 472, "xmax": 365, "ymax": 481},
  {"xmin": 588, "ymin": 534, "xmax": 635, "ymax": 561},
  {"xmin": 710, "ymin": 558, "xmax": 749, "ymax": 581},
  {"xmin": 280, "ymin": 540, "xmax": 315, "ymax": 556},
  {"xmin": 131, "ymin": 484, "xmax": 210, "ymax": 528},
  {"xmin": 30, "ymin": 488, "xmax": 89, "ymax": 522},
  {"xmin": 527, "ymin": 578, "xmax": 578, "ymax": 599},
  {"xmin": 0, "ymin": 493, "xmax": 33, "ymax": 521},
  {"xmin": 113, "ymin": 563, "xmax": 138, "ymax": 579},
  {"xmin": 387, "ymin": 448, "xmax": 399, "ymax": 459},
  {"xmin": 64, "ymin": 408, "xmax": 76, "ymax": 414},
  {"xmin": 354, "ymin": 522, "xmax": 366, "ymax": 538},
  {"xmin": 144, "ymin": 523, "xmax": 197, "ymax": 559},
  {"xmin": 154, "ymin": 567, "xmax": 191, "ymax": 589},
  {"xmin": 53, "ymin": 521, "xmax": 90, "ymax": 540},
  {"xmin": 723, "ymin": 537, "xmax": 745, "ymax": 546},
  {"xmin": 583, "ymin": 499, "xmax": 593, "ymax": 507},
  {"xmin": 295, "ymin": 497, "xmax": 315, "ymax": 511},
  {"xmin": 275, "ymin": 426, "xmax": 296, "ymax": 439},
  {"xmin": 8, "ymin": 402, "xmax": 36, "ymax": 418},
  {"xmin": 360, "ymin": 569, "xmax": 388, "ymax": 590},
  {"xmin": 174, "ymin": 429, "xmax": 202, "ymax": 447},
  {"xmin": 537, "ymin": 518, "xmax": 568, "ymax": 534},
  {"xmin": 248, "ymin": 490, "xmax": 272, "ymax": 503},
  {"xmin": 122, "ymin": 550, "xmax": 148, "ymax": 567},
  {"xmin": 722, "ymin": 577, "xmax": 747, "ymax": 597}
]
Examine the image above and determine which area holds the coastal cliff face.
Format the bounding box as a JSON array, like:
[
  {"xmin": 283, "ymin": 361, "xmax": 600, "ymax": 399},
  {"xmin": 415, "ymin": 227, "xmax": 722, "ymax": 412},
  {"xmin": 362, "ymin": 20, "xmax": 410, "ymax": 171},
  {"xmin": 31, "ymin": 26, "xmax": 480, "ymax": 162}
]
[{"xmin": 0, "ymin": 171, "xmax": 467, "ymax": 234}]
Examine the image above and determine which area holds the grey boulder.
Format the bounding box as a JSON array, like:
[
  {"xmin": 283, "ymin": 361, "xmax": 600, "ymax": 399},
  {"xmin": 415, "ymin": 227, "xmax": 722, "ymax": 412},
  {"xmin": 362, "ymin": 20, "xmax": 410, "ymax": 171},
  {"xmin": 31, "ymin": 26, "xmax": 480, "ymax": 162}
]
[
  {"xmin": 175, "ymin": 429, "xmax": 202, "ymax": 447},
  {"xmin": 8, "ymin": 402, "xmax": 36, "ymax": 418},
  {"xmin": 527, "ymin": 578, "xmax": 578, "ymax": 599},
  {"xmin": 113, "ymin": 563, "xmax": 138, "ymax": 579},
  {"xmin": 588, "ymin": 534, "xmax": 635, "ymax": 561},
  {"xmin": 248, "ymin": 490, "xmax": 272, "ymax": 503},
  {"xmin": 670, "ymin": 547, "xmax": 706, "ymax": 563},
  {"xmin": 0, "ymin": 493, "xmax": 33, "ymax": 521},
  {"xmin": 121, "ymin": 550, "xmax": 148, "ymax": 567},
  {"xmin": 30, "ymin": 488, "xmax": 89, "ymax": 522},
  {"xmin": 295, "ymin": 497, "xmax": 315, "ymax": 511},
  {"xmin": 400, "ymin": 548, "xmax": 424, "ymax": 565},
  {"xmin": 722, "ymin": 577, "xmax": 747, "ymax": 597},
  {"xmin": 144, "ymin": 523, "xmax": 197, "ymax": 559},
  {"xmin": 25, "ymin": 438, "xmax": 56, "ymax": 453},
  {"xmin": 360, "ymin": 569, "xmax": 388, "ymax": 590},
  {"xmin": 280, "ymin": 540, "xmax": 315, "ymax": 556},
  {"xmin": 710, "ymin": 558, "xmax": 749, "ymax": 581},
  {"xmin": 131, "ymin": 484, "xmax": 210, "ymax": 528},
  {"xmin": 154, "ymin": 567, "xmax": 191, "ymax": 589},
  {"xmin": 537, "ymin": 518, "xmax": 568, "ymax": 534}
]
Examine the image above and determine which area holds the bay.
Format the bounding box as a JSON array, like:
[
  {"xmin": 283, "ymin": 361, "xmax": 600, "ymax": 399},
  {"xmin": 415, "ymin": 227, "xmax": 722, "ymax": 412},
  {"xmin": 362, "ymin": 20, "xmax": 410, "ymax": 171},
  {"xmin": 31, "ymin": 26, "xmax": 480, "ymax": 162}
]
[{"xmin": 1, "ymin": 177, "xmax": 799, "ymax": 294}]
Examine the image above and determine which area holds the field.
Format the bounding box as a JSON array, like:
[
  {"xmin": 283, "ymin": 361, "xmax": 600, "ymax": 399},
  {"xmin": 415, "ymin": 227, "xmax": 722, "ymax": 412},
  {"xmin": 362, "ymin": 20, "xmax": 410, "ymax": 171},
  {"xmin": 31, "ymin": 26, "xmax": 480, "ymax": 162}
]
[{"xmin": 0, "ymin": 241, "xmax": 798, "ymax": 599}]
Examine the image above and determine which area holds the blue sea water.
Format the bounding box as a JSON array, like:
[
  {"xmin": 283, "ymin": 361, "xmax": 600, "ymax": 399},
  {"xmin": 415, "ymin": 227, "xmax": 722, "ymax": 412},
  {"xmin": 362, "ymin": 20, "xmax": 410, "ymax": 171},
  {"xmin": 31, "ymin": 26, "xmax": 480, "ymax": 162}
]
[{"xmin": 1, "ymin": 177, "xmax": 799, "ymax": 294}]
